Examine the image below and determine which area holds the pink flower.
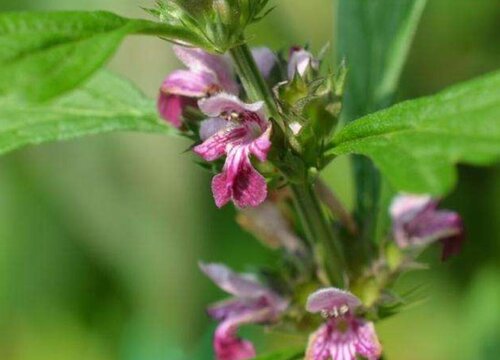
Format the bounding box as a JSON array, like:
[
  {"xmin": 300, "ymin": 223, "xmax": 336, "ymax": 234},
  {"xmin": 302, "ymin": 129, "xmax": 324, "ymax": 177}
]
[
  {"xmin": 158, "ymin": 46, "xmax": 239, "ymax": 127},
  {"xmin": 194, "ymin": 93, "xmax": 272, "ymax": 208},
  {"xmin": 158, "ymin": 46, "xmax": 277, "ymax": 128},
  {"xmin": 252, "ymin": 47, "xmax": 278, "ymax": 79},
  {"xmin": 305, "ymin": 288, "xmax": 382, "ymax": 360},
  {"xmin": 288, "ymin": 46, "xmax": 319, "ymax": 79},
  {"xmin": 390, "ymin": 194, "xmax": 464, "ymax": 260},
  {"xmin": 200, "ymin": 263, "xmax": 288, "ymax": 360}
]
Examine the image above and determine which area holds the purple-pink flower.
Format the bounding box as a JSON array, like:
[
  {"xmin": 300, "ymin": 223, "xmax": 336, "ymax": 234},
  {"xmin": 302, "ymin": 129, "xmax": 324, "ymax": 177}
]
[
  {"xmin": 390, "ymin": 194, "xmax": 464, "ymax": 260},
  {"xmin": 200, "ymin": 263, "xmax": 288, "ymax": 360},
  {"xmin": 194, "ymin": 93, "xmax": 272, "ymax": 208},
  {"xmin": 158, "ymin": 46, "xmax": 239, "ymax": 127},
  {"xmin": 252, "ymin": 47, "xmax": 278, "ymax": 79},
  {"xmin": 288, "ymin": 46, "xmax": 319, "ymax": 79},
  {"xmin": 305, "ymin": 288, "xmax": 382, "ymax": 360},
  {"xmin": 158, "ymin": 46, "xmax": 277, "ymax": 128}
]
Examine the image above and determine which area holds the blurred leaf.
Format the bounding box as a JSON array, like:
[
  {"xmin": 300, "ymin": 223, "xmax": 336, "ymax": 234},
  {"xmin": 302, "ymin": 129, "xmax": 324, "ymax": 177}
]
[
  {"xmin": 0, "ymin": 11, "xmax": 199, "ymax": 101},
  {"xmin": 338, "ymin": 0, "xmax": 427, "ymax": 120},
  {"xmin": 254, "ymin": 347, "xmax": 304, "ymax": 360},
  {"xmin": 0, "ymin": 71, "xmax": 172, "ymax": 155},
  {"xmin": 336, "ymin": 0, "xmax": 427, "ymax": 249},
  {"xmin": 331, "ymin": 70, "xmax": 500, "ymax": 195}
]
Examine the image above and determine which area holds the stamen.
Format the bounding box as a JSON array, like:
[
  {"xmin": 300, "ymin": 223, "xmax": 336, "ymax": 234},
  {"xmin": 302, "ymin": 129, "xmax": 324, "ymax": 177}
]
[
  {"xmin": 221, "ymin": 111, "xmax": 241, "ymax": 122},
  {"xmin": 339, "ymin": 304, "xmax": 349, "ymax": 315},
  {"xmin": 321, "ymin": 304, "xmax": 350, "ymax": 319},
  {"xmin": 320, "ymin": 310, "xmax": 329, "ymax": 319}
]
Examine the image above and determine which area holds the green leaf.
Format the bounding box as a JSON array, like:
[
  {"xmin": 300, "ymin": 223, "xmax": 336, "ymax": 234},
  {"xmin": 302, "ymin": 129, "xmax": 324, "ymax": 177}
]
[
  {"xmin": 0, "ymin": 71, "xmax": 172, "ymax": 155},
  {"xmin": 336, "ymin": 0, "xmax": 427, "ymax": 251},
  {"xmin": 331, "ymin": 70, "xmax": 500, "ymax": 195},
  {"xmin": 0, "ymin": 11, "xmax": 200, "ymax": 102},
  {"xmin": 338, "ymin": 0, "xmax": 427, "ymax": 120},
  {"xmin": 253, "ymin": 347, "xmax": 304, "ymax": 360}
]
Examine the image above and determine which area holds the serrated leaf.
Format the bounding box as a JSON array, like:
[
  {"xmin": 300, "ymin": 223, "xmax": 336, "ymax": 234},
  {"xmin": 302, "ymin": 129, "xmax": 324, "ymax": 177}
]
[
  {"xmin": 254, "ymin": 347, "xmax": 304, "ymax": 360},
  {"xmin": 330, "ymin": 71, "xmax": 500, "ymax": 195},
  {"xmin": 0, "ymin": 71, "xmax": 172, "ymax": 155},
  {"xmin": 0, "ymin": 11, "xmax": 200, "ymax": 101}
]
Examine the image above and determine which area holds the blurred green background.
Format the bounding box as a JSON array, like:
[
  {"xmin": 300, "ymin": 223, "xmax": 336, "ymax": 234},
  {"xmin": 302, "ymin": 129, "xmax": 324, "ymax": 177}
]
[{"xmin": 0, "ymin": 1, "xmax": 498, "ymax": 359}]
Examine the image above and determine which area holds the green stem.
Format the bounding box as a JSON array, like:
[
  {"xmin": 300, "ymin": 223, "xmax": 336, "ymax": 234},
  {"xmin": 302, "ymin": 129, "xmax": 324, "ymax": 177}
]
[
  {"xmin": 353, "ymin": 155, "xmax": 380, "ymax": 262},
  {"xmin": 290, "ymin": 183, "xmax": 346, "ymax": 287},
  {"xmin": 229, "ymin": 41, "xmax": 346, "ymax": 287},
  {"xmin": 229, "ymin": 43, "xmax": 280, "ymax": 117}
]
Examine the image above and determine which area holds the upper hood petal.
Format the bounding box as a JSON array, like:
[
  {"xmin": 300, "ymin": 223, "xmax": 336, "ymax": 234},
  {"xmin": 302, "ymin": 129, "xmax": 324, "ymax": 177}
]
[
  {"xmin": 199, "ymin": 93, "xmax": 265, "ymax": 118},
  {"xmin": 199, "ymin": 262, "xmax": 271, "ymax": 298},
  {"xmin": 306, "ymin": 288, "xmax": 361, "ymax": 314},
  {"xmin": 173, "ymin": 46, "xmax": 239, "ymax": 94}
]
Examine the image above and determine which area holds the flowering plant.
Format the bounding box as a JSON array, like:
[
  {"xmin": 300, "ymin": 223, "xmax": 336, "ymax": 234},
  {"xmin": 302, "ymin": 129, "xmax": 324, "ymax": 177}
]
[{"xmin": 0, "ymin": 1, "xmax": 499, "ymax": 359}]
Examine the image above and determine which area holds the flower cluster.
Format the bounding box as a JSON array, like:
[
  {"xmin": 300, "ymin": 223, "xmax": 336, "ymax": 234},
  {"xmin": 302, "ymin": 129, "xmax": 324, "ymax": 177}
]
[
  {"xmin": 158, "ymin": 44, "xmax": 319, "ymax": 208},
  {"xmin": 157, "ymin": 43, "xmax": 465, "ymax": 360}
]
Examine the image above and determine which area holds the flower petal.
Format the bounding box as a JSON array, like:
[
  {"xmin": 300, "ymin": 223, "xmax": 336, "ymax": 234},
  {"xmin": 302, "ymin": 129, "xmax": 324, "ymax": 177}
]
[
  {"xmin": 353, "ymin": 321, "xmax": 383, "ymax": 360},
  {"xmin": 212, "ymin": 171, "xmax": 233, "ymax": 208},
  {"xmin": 161, "ymin": 69, "xmax": 216, "ymax": 97},
  {"xmin": 389, "ymin": 194, "xmax": 433, "ymax": 220},
  {"xmin": 252, "ymin": 47, "xmax": 278, "ymax": 79},
  {"xmin": 306, "ymin": 288, "xmax": 361, "ymax": 314},
  {"xmin": 213, "ymin": 305, "xmax": 279, "ymax": 360},
  {"xmin": 441, "ymin": 231, "xmax": 464, "ymax": 261},
  {"xmin": 390, "ymin": 194, "xmax": 464, "ymax": 253},
  {"xmin": 231, "ymin": 156, "xmax": 268, "ymax": 208},
  {"xmin": 305, "ymin": 323, "xmax": 331, "ymax": 360},
  {"xmin": 199, "ymin": 262, "xmax": 270, "ymax": 298},
  {"xmin": 207, "ymin": 297, "xmax": 265, "ymax": 322},
  {"xmin": 199, "ymin": 93, "xmax": 264, "ymax": 118},
  {"xmin": 306, "ymin": 318, "xmax": 382, "ymax": 360},
  {"xmin": 194, "ymin": 125, "xmax": 247, "ymax": 162},
  {"xmin": 247, "ymin": 125, "xmax": 272, "ymax": 162},
  {"xmin": 174, "ymin": 45, "xmax": 239, "ymax": 95},
  {"xmin": 214, "ymin": 318, "xmax": 256, "ymax": 360},
  {"xmin": 157, "ymin": 93, "xmax": 196, "ymax": 128},
  {"xmin": 410, "ymin": 210, "xmax": 463, "ymax": 244},
  {"xmin": 211, "ymin": 147, "xmax": 268, "ymax": 209},
  {"xmin": 288, "ymin": 48, "xmax": 319, "ymax": 79},
  {"xmin": 199, "ymin": 117, "xmax": 230, "ymax": 141}
]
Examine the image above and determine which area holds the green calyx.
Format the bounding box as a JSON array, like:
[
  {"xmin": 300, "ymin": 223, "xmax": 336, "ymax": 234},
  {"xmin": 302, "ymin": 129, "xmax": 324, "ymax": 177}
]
[{"xmin": 147, "ymin": 0, "xmax": 273, "ymax": 53}]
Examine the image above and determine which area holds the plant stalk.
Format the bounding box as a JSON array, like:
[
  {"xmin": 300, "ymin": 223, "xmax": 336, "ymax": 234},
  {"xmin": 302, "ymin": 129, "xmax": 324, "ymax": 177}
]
[
  {"xmin": 290, "ymin": 183, "xmax": 346, "ymax": 287},
  {"xmin": 229, "ymin": 43, "xmax": 279, "ymax": 117},
  {"xmin": 229, "ymin": 41, "xmax": 346, "ymax": 287}
]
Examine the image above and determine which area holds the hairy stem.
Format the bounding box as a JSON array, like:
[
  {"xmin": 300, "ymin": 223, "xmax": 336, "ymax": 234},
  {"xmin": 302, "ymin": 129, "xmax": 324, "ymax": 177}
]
[
  {"xmin": 290, "ymin": 183, "xmax": 346, "ymax": 287},
  {"xmin": 316, "ymin": 179, "xmax": 358, "ymax": 236}
]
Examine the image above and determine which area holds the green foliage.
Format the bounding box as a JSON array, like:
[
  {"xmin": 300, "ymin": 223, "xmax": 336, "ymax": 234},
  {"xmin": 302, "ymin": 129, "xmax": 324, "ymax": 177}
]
[
  {"xmin": 0, "ymin": 11, "xmax": 199, "ymax": 102},
  {"xmin": 336, "ymin": 0, "xmax": 428, "ymax": 250},
  {"xmin": 149, "ymin": 0, "xmax": 273, "ymax": 53},
  {"xmin": 0, "ymin": 71, "xmax": 171, "ymax": 155},
  {"xmin": 331, "ymin": 70, "xmax": 500, "ymax": 195},
  {"xmin": 253, "ymin": 348, "xmax": 304, "ymax": 360},
  {"xmin": 338, "ymin": 0, "xmax": 428, "ymax": 120}
]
